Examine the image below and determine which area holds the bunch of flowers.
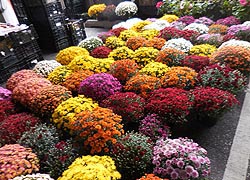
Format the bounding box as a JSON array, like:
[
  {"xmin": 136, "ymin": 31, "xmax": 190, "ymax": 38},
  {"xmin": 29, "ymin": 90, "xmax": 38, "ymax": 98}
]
[
  {"xmin": 146, "ymin": 88, "xmax": 193, "ymax": 124},
  {"xmin": 191, "ymin": 87, "xmax": 239, "ymax": 120},
  {"xmin": 194, "ymin": 17, "xmax": 214, "ymax": 26},
  {"xmin": 177, "ymin": 15, "xmax": 195, "ymax": 25},
  {"xmin": 87, "ymin": 4, "xmax": 106, "ymax": 18},
  {"xmin": 139, "ymin": 114, "xmax": 171, "ymax": 142},
  {"xmin": 119, "ymin": 29, "xmax": 139, "ymax": 41},
  {"xmin": 109, "ymin": 27, "xmax": 127, "ymax": 37},
  {"xmin": 243, "ymin": 21, "xmax": 250, "ymax": 26},
  {"xmin": 67, "ymin": 55, "xmax": 95, "ymax": 72},
  {"xmin": 101, "ymin": 92, "xmax": 146, "ymax": 124},
  {"xmin": 226, "ymin": 24, "xmax": 250, "ymax": 36},
  {"xmin": 196, "ymin": 33, "xmax": 223, "ymax": 47},
  {"xmin": 219, "ymin": 39, "xmax": 250, "ymax": 49},
  {"xmin": 159, "ymin": 14, "xmax": 179, "ymax": 23},
  {"xmin": 0, "ymin": 112, "xmax": 40, "ymax": 145},
  {"xmin": 234, "ymin": 27, "xmax": 250, "ymax": 41},
  {"xmin": 51, "ymin": 95, "xmax": 98, "ymax": 131},
  {"xmin": 109, "ymin": 131, "xmax": 153, "ymax": 179},
  {"xmin": 208, "ymin": 24, "xmax": 228, "ymax": 34},
  {"xmin": 12, "ymin": 78, "xmax": 52, "ymax": 107},
  {"xmin": 222, "ymin": 34, "xmax": 238, "ymax": 42},
  {"xmin": 162, "ymin": 38, "xmax": 193, "ymax": 53},
  {"xmin": 181, "ymin": 55, "xmax": 210, "ymax": 72},
  {"xmin": 197, "ymin": 64, "xmax": 247, "ymax": 94},
  {"xmin": 140, "ymin": 29, "xmax": 160, "ymax": 40},
  {"xmin": 109, "ymin": 59, "xmax": 139, "ymax": 84},
  {"xmin": 90, "ymin": 46, "xmax": 112, "ymax": 58},
  {"xmin": 30, "ymin": 85, "xmax": 72, "ymax": 118},
  {"xmin": 156, "ymin": 48, "xmax": 186, "ymax": 66},
  {"xmin": 56, "ymin": 46, "xmax": 89, "ymax": 65},
  {"xmin": 143, "ymin": 19, "xmax": 171, "ymax": 31},
  {"xmin": 139, "ymin": 62, "xmax": 170, "ymax": 78},
  {"xmin": 97, "ymin": 31, "xmax": 115, "ymax": 43},
  {"xmin": 78, "ymin": 73, "xmax": 122, "ymax": 102},
  {"xmin": 98, "ymin": 4, "xmax": 118, "ymax": 21},
  {"xmin": 19, "ymin": 124, "xmax": 77, "ymax": 179},
  {"xmin": 0, "ymin": 99, "xmax": 20, "ymax": 122},
  {"xmin": 73, "ymin": 107, "xmax": 124, "ymax": 154},
  {"xmin": 12, "ymin": 173, "xmax": 54, "ymax": 180},
  {"xmin": 138, "ymin": 173, "xmax": 167, "ymax": 180},
  {"xmin": 108, "ymin": 46, "xmax": 134, "ymax": 60},
  {"xmin": 62, "ymin": 70, "xmax": 94, "ymax": 93},
  {"xmin": 161, "ymin": 67, "xmax": 197, "ymax": 89},
  {"xmin": 183, "ymin": 23, "xmax": 209, "ymax": 34},
  {"xmin": 210, "ymin": 45, "xmax": 250, "ymax": 74},
  {"xmin": 0, "ymin": 87, "xmax": 11, "ymax": 100},
  {"xmin": 6, "ymin": 69, "xmax": 40, "ymax": 91},
  {"xmin": 47, "ymin": 66, "xmax": 72, "ymax": 85},
  {"xmin": 189, "ymin": 44, "xmax": 217, "ymax": 57},
  {"xmin": 130, "ymin": 20, "xmax": 152, "ymax": 32},
  {"xmin": 33, "ymin": 60, "xmax": 62, "ymax": 78},
  {"xmin": 126, "ymin": 36, "xmax": 147, "ymax": 50},
  {"xmin": 152, "ymin": 137, "xmax": 211, "ymax": 179},
  {"xmin": 0, "ymin": 144, "xmax": 39, "ymax": 180},
  {"xmin": 215, "ymin": 16, "xmax": 241, "ymax": 26},
  {"xmin": 124, "ymin": 74, "xmax": 161, "ymax": 98},
  {"xmin": 158, "ymin": 27, "xmax": 197, "ymax": 41},
  {"xmin": 169, "ymin": 21, "xmax": 186, "ymax": 30},
  {"xmin": 78, "ymin": 37, "xmax": 103, "ymax": 52},
  {"xmin": 133, "ymin": 47, "xmax": 159, "ymax": 67},
  {"xmin": 146, "ymin": 37, "xmax": 166, "ymax": 50},
  {"xmin": 105, "ymin": 36, "xmax": 126, "ymax": 49},
  {"xmin": 58, "ymin": 155, "xmax": 121, "ymax": 180},
  {"xmin": 115, "ymin": 1, "xmax": 138, "ymax": 18}
]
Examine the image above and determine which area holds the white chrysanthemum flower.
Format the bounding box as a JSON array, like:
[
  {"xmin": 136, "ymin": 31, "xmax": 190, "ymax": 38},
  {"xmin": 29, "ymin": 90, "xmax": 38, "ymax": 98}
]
[
  {"xmin": 183, "ymin": 22, "xmax": 209, "ymax": 34},
  {"xmin": 12, "ymin": 173, "xmax": 54, "ymax": 180},
  {"xmin": 33, "ymin": 60, "xmax": 62, "ymax": 78},
  {"xmin": 112, "ymin": 18, "xmax": 142, "ymax": 29},
  {"xmin": 219, "ymin": 39, "xmax": 250, "ymax": 49},
  {"xmin": 242, "ymin": 21, "xmax": 250, "ymax": 26},
  {"xmin": 115, "ymin": 1, "xmax": 138, "ymax": 17},
  {"xmin": 143, "ymin": 19, "xmax": 170, "ymax": 31},
  {"xmin": 78, "ymin": 37, "xmax": 103, "ymax": 52},
  {"xmin": 162, "ymin": 38, "xmax": 193, "ymax": 53}
]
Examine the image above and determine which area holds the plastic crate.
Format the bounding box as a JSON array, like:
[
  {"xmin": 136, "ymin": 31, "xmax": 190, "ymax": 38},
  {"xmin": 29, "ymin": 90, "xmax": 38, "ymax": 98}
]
[
  {"xmin": 22, "ymin": 0, "xmax": 58, "ymax": 7},
  {"xmin": 55, "ymin": 37, "xmax": 70, "ymax": 51},
  {"xmin": 0, "ymin": 53, "xmax": 20, "ymax": 69},
  {"xmin": 66, "ymin": 19, "xmax": 86, "ymax": 45},
  {"xmin": 45, "ymin": 1, "xmax": 63, "ymax": 16},
  {"xmin": 13, "ymin": 40, "xmax": 41, "ymax": 60}
]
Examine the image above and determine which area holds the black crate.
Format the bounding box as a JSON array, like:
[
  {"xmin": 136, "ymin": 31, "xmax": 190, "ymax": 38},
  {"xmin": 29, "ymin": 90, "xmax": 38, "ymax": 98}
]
[
  {"xmin": 0, "ymin": 53, "xmax": 20, "ymax": 69},
  {"xmin": 66, "ymin": 19, "xmax": 86, "ymax": 45},
  {"xmin": 23, "ymin": 0, "xmax": 58, "ymax": 7},
  {"xmin": 55, "ymin": 37, "xmax": 70, "ymax": 51},
  {"xmin": 48, "ymin": 14, "xmax": 66, "ymax": 29},
  {"xmin": 45, "ymin": 1, "xmax": 63, "ymax": 16},
  {"xmin": 13, "ymin": 40, "xmax": 41, "ymax": 60}
]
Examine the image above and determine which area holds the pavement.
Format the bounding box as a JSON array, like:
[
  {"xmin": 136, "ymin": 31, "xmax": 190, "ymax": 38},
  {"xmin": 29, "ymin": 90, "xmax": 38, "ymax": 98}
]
[{"xmin": 37, "ymin": 27, "xmax": 250, "ymax": 180}]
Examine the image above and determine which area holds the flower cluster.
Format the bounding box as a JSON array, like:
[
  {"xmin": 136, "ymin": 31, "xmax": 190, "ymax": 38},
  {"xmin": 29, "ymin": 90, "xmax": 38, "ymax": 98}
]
[
  {"xmin": 191, "ymin": 87, "xmax": 239, "ymax": 120},
  {"xmin": 87, "ymin": 4, "xmax": 106, "ymax": 17},
  {"xmin": 130, "ymin": 20, "xmax": 152, "ymax": 32},
  {"xmin": 126, "ymin": 36, "xmax": 147, "ymax": 50},
  {"xmin": 133, "ymin": 47, "xmax": 159, "ymax": 67},
  {"xmin": 109, "ymin": 131, "xmax": 153, "ymax": 179},
  {"xmin": 181, "ymin": 55, "xmax": 210, "ymax": 72},
  {"xmin": 0, "ymin": 87, "xmax": 11, "ymax": 100},
  {"xmin": 97, "ymin": 31, "xmax": 115, "ymax": 43},
  {"xmin": 159, "ymin": 14, "xmax": 179, "ymax": 23},
  {"xmin": 0, "ymin": 144, "xmax": 39, "ymax": 180},
  {"xmin": 78, "ymin": 37, "xmax": 103, "ymax": 52},
  {"xmin": 33, "ymin": 60, "xmax": 62, "ymax": 78},
  {"xmin": 47, "ymin": 66, "xmax": 72, "ymax": 85},
  {"xmin": 115, "ymin": 1, "xmax": 138, "ymax": 18},
  {"xmin": 124, "ymin": 74, "xmax": 161, "ymax": 98},
  {"xmin": 0, "ymin": 112, "xmax": 40, "ymax": 144},
  {"xmin": 143, "ymin": 19, "xmax": 170, "ymax": 31},
  {"xmin": 177, "ymin": 16, "xmax": 195, "ymax": 25},
  {"xmin": 210, "ymin": 45, "xmax": 250, "ymax": 74},
  {"xmin": 90, "ymin": 46, "xmax": 112, "ymax": 58},
  {"xmin": 0, "ymin": 99, "xmax": 20, "ymax": 122},
  {"xmin": 12, "ymin": 78, "xmax": 52, "ymax": 107},
  {"xmin": 19, "ymin": 124, "xmax": 77, "ymax": 179},
  {"xmin": 6, "ymin": 69, "xmax": 40, "ymax": 91},
  {"xmin": 153, "ymin": 137, "xmax": 211, "ymax": 179},
  {"xmin": 73, "ymin": 107, "xmax": 124, "ymax": 154},
  {"xmin": 216, "ymin": 16, "xmax": 241, "ymax": 26},
  {"xmin": 109, "ymin": 27, "xmax": 127, "ymax": 37},
  {"xmin": 162, "ymin": 38, "xmax": 193, "ymax": 53},
  {"xmin": 189, "ymin": 44, "xmax": 217, "ymax": 57},
  {"xmin": 156, "ymin": 48, "xmax": 186, "ymax": 66},
  {"xmin": 58, "ymin": 155, "xmax": 121, "ymax": 180},
  {"xmin": 62, "ymin": 70, "xmax": 94, "ymax": 93},
  {"xmin": 12, "ymin": 173, "xmax": 54, "ymax": 180},
  {"xmin": 226, "ymin": 24, "xmax": 250, "ymax": 36},
  {"xmin": 108, "ymin": 46, "xmax": 134, "ymax": 60},
  {"xmin": 30, "ymin": 85, "xmax": 72, "ymax": 118},
  {"xmin": 219, "ymin": 39, "xmax": 250, "ymax": 49},
  {"xmin": 101, "ymin": 92, "xmax": 146, "ymax": 124},
  {"xmin": 146, "ymin": 37, "xmax": 166, "ymax": 50},
  {"xmin": 161, "ymin": 66, "xmax": 197, "ymax": 89},
  {"xmin": 196, "ymin": 33, "xmax": 223, "ymax": 47},
  {"xmin": 105, "ymin": 36, "xmax": 126, "ymax": 49},
  {"xmin": 109, "ymin": 59, "xmax": 139, "ymax": 84},
  {"xmin": 158, "ymin": 27, "xmax": 199, "ymax": 41},
  {"xmin": 140, "ymin": 29, "xmax": 160, "ymax": 40},
  {"xmin": 119, "ymin": 29, "xmax": 139, "ymax": 41},
  {"xmin": 56, "ymin": 46, "xmax": 89, "ymax": 65},
  {"xmin": 183, "ymin": 23, "xmax": 209, "ymax": 34},
  {"xmin": 79, "ymin": 73, "xmax": 122, "ymax": 102},
  {"xmin": 146, "ymin": 88, "xmax": 193, "ymax": 124},
  {"xmin": 194, "ymin": 17, "xmax": 214, "ymax": 26},
  {"xmin": 51, "ymin": 95, "xmax": 98, "ymax": 131},
  {"xmin": 138, "ymin": 173, "xmax": 167, "ymax": 180},
  {"xmin": 197, "ymin": 64, "xmax": 247, "ymax": 94},
  {"xmin": 208, "ymin": 24, "xmax": 228, "ymax": 34},
  {"xmin": 139, "ymin": 114, "xmax": 171, "ymax": 142},
  {"xmin": 139, "ymin": 62, "xmax": 170, "ymax": 78}
]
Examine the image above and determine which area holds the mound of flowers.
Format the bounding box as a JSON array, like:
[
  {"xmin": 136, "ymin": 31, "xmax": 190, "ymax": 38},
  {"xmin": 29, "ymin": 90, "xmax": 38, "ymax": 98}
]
[{"xmin": 33, "ymin": 60, "xmax": 62, "ymax": 78}]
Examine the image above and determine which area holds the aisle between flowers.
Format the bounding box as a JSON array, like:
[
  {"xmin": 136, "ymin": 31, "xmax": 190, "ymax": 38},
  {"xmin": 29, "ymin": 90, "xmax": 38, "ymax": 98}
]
[{"xmin": 1, "ymin": 14, "xmax": 250, "ymax": 180}]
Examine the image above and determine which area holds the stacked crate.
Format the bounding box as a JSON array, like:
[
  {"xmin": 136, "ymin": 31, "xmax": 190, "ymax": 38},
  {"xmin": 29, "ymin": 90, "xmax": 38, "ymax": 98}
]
[
  {"xmin": 65, "ymin": 19, "xmax": 86, "ymax": 46},
  {"xmin": 10, "ymin": 0, "xmax": 30, "ymax": 25},
  {"xmin": 23, "ymin": 0, "xmax": 70, "ymax": 51},
  {"xmin": 0, "ymin": 25, "xmax": 43, "ymax": 83},
  {"xmin": 64, "ymin": 0, "xmax": 86, "ymax": 19}
]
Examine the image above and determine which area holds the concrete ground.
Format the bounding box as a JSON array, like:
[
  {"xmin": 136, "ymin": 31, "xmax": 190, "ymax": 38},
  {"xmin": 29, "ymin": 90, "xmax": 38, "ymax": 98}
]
[{"xmin": 41, "ymin": 27, "xmax": 250, "ymax": 180}]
